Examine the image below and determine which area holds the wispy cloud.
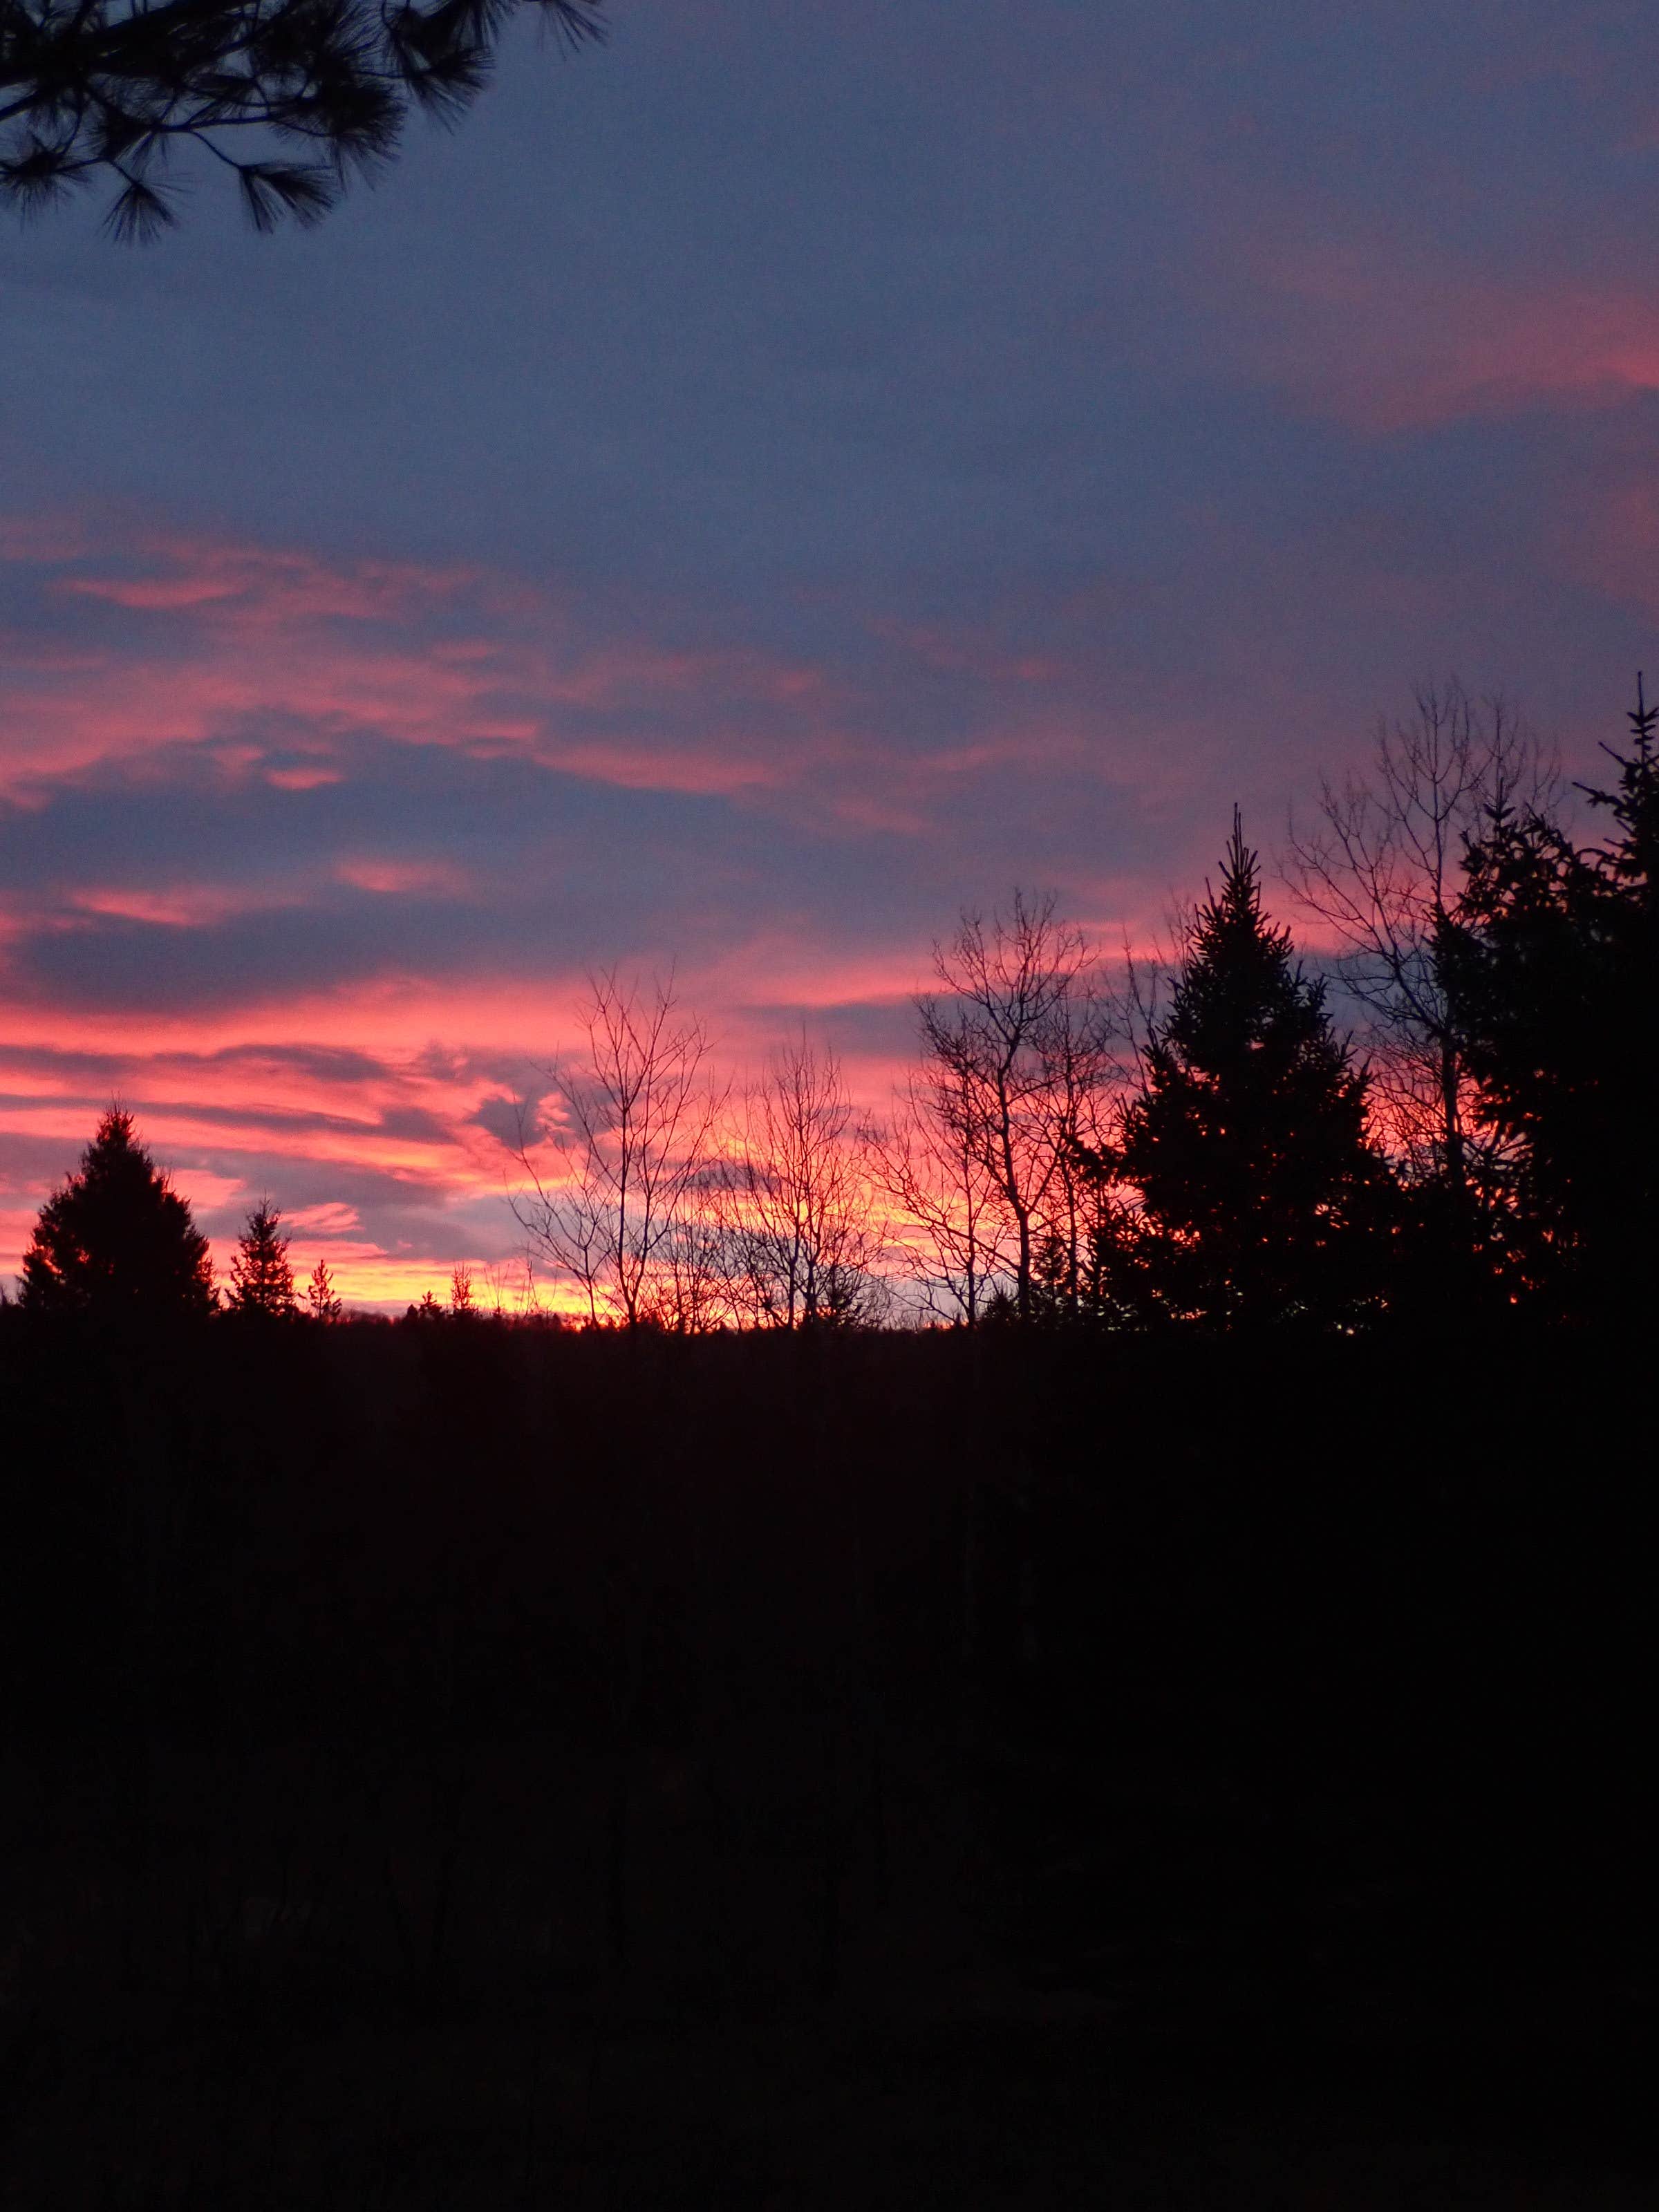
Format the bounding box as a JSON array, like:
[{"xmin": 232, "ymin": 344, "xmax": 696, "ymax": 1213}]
[
  {"xmin": 0, "ymin": 518, "xmax": 839, "ymax": 806},
  {"xmin": 1185, "ymin": 211, "xmax": 1659, "ymax": 435}
]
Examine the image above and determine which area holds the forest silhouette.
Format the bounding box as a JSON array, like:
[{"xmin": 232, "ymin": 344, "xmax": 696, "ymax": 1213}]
[
  {"xmin": 17, "ymin": 678, "xmax": 1656, "ymax": 1338},
  {"xmin": 0, "ymin": 684, "xmax": 1653, "ymax": 2204}
]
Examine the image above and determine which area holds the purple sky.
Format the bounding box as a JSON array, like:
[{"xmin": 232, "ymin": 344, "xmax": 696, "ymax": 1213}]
[{"xmin": 3, "ymin": 0, "xmax": 1658, "ymax": 1304}]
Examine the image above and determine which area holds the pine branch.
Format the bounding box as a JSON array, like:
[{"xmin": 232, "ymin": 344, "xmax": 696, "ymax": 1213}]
[{"xmin": 1, "ymin": 0, "xmax": 603, "ymax": 229}]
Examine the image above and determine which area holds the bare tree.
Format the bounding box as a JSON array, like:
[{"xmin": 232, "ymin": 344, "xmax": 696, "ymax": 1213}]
[
  {"xmin": 652, "ymin": 1206, "xmax": 731, "ymax": 1334},
  {"xmin": 876, "ymin": 1064, "xmax": 1009, "ymax": 1326},
  {"xmin": 485, "ymin": 1253, "xmax": 543, "ymax": 1320},
  {"xmin": 511, "ymin": 971, "xmax": 722, "ymax": 1328},
  {"xmin": 720, "ymin": 1033, "xmax": 885, "ymax": 1329},
  {"xmin": 1282, "ymin": 682, "xmax": 1557, "ymax": 1196},
  {"xmin": 912, "ymin": 891, "xmax": 1117, "ymax": 1321}
]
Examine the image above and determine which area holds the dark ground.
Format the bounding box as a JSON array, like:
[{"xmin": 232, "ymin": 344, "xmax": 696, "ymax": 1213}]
[{"xmin": 0, "ymin": 1314, "xmax": 1651, "ymax": 2205}]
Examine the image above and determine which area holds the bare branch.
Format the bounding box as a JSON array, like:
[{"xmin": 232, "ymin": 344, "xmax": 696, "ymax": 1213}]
[
  {"xmin": 1281, "ymin": 679, "xmax": 1557, "ymax": 1196},
  {"xmin": 509, "ymin": 970, "xmax": 724, "ymax": 1329},
  {"xmin": 897, "ymin": 890, "xmax": 1120, "ymax": 1322},
  {"xmin": 720, "ymin": 1031, "xmax": 886, "ymax": 1330}
]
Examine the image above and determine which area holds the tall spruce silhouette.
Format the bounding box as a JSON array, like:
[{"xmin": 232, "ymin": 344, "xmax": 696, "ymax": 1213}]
[
  {"xmin": 1102, "ymin": 812, "xmax": 1394, "ymax": 1329},
  {"xmin": 1439, "ymin": 677, "xmax": 1658, "ymax": 1317},
  {"xmin": 21, "ymin": 1107, "xmax": 216, "ymax": 1318},
  {"xmin": 227, "ymin": 1199, "xmax": 297, "ymax": 1318}
]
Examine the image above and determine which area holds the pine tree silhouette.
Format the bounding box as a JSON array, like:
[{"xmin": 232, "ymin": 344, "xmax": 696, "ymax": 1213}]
[
  {"xmin": 20, "ymin": 1107, "xmax": 216, "ymax": 1318},
  {"xmin": 1103, "ymin": 811, "xmax": 1395, "ymax": 1329},
  {"xmin": 227, "ymin": 1199, "xmax": 297, "ymax": 1319},
  {"xmin": 1440, "ymin": 676, "xmax": 1658, "ymax": 1315},
  {"xmin": 305, "ymin": 1258, "xmax": 344, "ymax": 1323}
]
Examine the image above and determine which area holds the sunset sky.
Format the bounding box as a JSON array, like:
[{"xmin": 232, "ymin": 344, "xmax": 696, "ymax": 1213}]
[{"xmin": 5, "ymin": 1, "xmax": 1659, "ymax": 1306}]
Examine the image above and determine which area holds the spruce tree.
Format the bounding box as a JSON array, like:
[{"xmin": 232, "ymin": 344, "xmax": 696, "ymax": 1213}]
[
  {"xmin": 21, "ymin": 1108, "xmax": 216, "ymax": 1319},
  {"xmin": 1439, "ymin": 677, "xmax": 1658, "ymax": 1316},
  {"xmin": 227, "ymin": 1199, "xmax": 297, "ymax": 1319},
  {"xmin": 1103, "ymin": 812, "xmax": 1394, "ymax": 1329},
  {"xmin": 305, "ymin": 1259, "xmax": 344, "ymax": 1323}
]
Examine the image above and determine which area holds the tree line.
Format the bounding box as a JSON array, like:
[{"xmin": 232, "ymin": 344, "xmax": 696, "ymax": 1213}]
[{"xmin": 15, "ymin": 677, "xmax": 1656, "ymax": 1333}]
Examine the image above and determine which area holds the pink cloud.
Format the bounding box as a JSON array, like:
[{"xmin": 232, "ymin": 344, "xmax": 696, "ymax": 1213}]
[
  {"xmin": 65, "ymin": 577, "xmax": 247, "ymax": 611},
  {"xmin": 538, "ymin": 739, "xmax": 783, "ymax": 796},
  {"xmin": 69, "ymin": 884, "xmax": 278, "ymax": 928},
  {"xmin": 265, "ymin": 764, "xmax": 344, "ymax": 790},
  {"xmin": 55, "ymin": 534, "xmax": 478, "ymax": 626},
  {"xmin": 0, "ymin": 516, "xmax": 840, "ymax": 805},
  {"xmin": 334, "ymin": 856, "xmax": 471, "ymax": 897},
  {"xmin": 0, "ymin": 516, "xmax": 1190, "ymax": 1306},
  {"xmin": 1181, "ymin": 211, "xmax": 1659, "ymax": 435},
  {"xmin": 162, "ymin": 1167, "xmax": 249, "ymax": 1213},
  {"xmin": 285, "ymin": 1201, "xmax": 362, "ymax": 1233},
  {"xmin": 0, "ymin": 1005, "xmax": 559, "ymax": 1306}
]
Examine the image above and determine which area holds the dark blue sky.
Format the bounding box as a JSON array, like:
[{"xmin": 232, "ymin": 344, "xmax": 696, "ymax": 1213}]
[{"xmin": 4, "ymin": 0, "xmax": 1658, "ymax": 1301}]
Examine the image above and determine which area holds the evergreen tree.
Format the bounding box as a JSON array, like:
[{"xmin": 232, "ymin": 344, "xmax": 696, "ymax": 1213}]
[
  {"xmin": 1438, "ymin": 677, "xmax": 1658, "ymax": 1318},
  {"xmin": 305, "ymin": 1259, "xmax": 344, "ymax": 1323},
  {"xmin": 21, "ymin": 1107, "xmax": 216, "ymax": 1318},
  {"xmin": 1099, "ymin": 812, "xmax": 1394, "ymax": 1329},
  {"xmin": 227, "ymin": 1199, "xmax": 297, "ymax": 1319}
]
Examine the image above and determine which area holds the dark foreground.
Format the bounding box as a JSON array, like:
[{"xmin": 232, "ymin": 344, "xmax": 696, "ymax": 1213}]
[{"xmin": 1, "ymin": 1315, "xmax": 1651, "ymax": 2205}]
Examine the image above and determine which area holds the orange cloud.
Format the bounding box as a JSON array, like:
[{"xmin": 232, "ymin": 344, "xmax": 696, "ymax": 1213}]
[
  {"xmin": 285, "ymin": 1201, "xmax": 362, "ymax": 1233},
  {"xmin": 265, "ymin": 764, "xmax": 344, "ymax": 790},
  {"xmin": 68, "ymin": 883, "xmax": 297, "ymax": 928},
  {"xmin": 0, "ymin": 926, "xmax": 921, "ymax": 1304}
]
